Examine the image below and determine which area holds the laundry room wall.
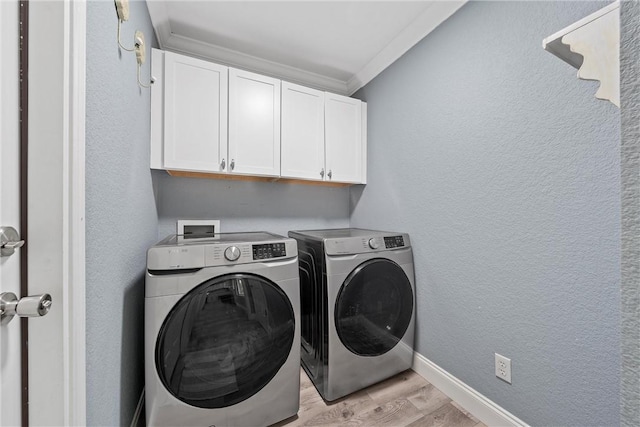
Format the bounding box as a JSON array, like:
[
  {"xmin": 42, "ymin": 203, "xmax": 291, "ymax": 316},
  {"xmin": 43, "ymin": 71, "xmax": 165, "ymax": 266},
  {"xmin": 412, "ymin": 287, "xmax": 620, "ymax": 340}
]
[
  {"xmin": 154, "ymin": 173, "xmax": 350, "ymax": 238},
  {"xmin": 350, "ymin": 2, "xmax": 620, "ymax": 426},
  {"xmin": 621, "ymin": 1, "xmax": 640, "ymax": 426},
  {"xmin": 86, "ymin": 0, "xmax": 158, "ymax": 425}
]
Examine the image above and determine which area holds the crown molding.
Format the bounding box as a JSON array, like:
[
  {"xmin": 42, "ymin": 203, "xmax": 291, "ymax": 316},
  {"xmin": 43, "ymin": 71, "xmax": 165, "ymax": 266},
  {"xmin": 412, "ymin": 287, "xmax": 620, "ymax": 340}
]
[
  {"xmin": 347, "ymin": 0, "xmax": 467, "ymax": 95},
  {"xmin": 146, "ymin": 1, "xmax": 467, "ymax": 96},
  {"xmin": 163, "ymin": 33, "xmax": 349, "ymax": 94},
  {"xmin": 146, "ymin": 0, "xmax": 170, "ymax": 47}
]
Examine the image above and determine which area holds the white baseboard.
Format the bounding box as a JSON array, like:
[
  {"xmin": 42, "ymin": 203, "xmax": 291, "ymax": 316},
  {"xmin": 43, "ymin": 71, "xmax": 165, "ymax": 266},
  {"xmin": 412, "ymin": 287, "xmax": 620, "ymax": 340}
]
[
  {"xmin": 412, "ymin": 352, "xmax": 529, "ymax": 427},
  {"xmin": 130, "ymin": 388, "xmax": 145, "ymax": 427}
]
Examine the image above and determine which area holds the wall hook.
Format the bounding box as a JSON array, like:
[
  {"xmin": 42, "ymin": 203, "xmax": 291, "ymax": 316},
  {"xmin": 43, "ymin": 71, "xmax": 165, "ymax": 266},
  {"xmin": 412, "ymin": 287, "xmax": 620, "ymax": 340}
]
[
  {"xmin": 134, "ymin": 31, "xmax": 153, "ymax": 89},
  {"xmin": 115, "ymin": 0, "xmax": 134, "ymax": 52}
]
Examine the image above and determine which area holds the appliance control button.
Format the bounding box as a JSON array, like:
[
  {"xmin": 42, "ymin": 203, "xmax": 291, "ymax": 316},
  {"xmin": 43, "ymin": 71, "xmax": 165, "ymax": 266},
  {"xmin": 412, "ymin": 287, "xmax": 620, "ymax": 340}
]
[
  {"xmin": 224, "ymin": 246, "xmax": 241, "ymax": 261},
  {"xmin": 368, "ymin": 238, "xmax": 380, "ymax": 249}
]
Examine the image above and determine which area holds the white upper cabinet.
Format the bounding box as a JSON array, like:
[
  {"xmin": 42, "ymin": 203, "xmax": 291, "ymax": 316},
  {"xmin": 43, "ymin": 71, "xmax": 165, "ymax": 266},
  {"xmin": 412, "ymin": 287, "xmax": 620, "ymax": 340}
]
[
  {"xmin": 151, "ymin": 49, "xmax": 366, "ymax": 185},
  {"xmin": 280, "ymin": 82, "xmax": 325, "ymax": 180},
  {"xmin": 325, "ymin": 93, "xmax": 364, "ymax": 183},
  {"xmin": 160, "ymin": 50, "xmax": 228, "ymax": 172},
  {"xmin": 228, "ymin": 68, "xmax": 281, "ymax": 177}
]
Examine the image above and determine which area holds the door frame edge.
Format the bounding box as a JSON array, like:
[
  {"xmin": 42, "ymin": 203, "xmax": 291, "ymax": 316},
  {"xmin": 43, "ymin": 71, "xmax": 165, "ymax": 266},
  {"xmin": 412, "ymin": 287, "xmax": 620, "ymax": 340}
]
[{"xmin": 62, "ymin": 0, "xmax": 86, "ymax": 424}]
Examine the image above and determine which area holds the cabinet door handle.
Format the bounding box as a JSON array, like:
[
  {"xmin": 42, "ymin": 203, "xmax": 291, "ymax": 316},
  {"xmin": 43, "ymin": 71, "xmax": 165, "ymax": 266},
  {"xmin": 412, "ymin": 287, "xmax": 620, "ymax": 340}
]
[
  {"xmin": 230, "ymin": 159, "xmax": 235, "ymax": 170},
  {"xmin": 320, "ymin": 168, "xmax": 325, "ymax": 178},
  {"xmin": 327, "ymin": 169, "xmax": 332, "ymax": 180},
  {"xmin": 220, "ymin": 158, "xmax": 226, "ymax": 170}
]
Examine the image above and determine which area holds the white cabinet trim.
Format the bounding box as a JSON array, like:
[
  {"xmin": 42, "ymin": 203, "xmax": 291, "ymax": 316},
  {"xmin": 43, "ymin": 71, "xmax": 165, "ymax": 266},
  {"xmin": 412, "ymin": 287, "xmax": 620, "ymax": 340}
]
[{"xmin": 150, "ymin": 48, "xmax": 164, "ymax": 169}]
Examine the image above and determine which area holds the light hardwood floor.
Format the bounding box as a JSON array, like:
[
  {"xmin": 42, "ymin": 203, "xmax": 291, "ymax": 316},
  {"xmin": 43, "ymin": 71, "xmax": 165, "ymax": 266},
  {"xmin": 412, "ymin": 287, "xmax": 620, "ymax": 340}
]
[{"xmin": 273, "ymin": 369, "xmax": 487, "ymax": 427}]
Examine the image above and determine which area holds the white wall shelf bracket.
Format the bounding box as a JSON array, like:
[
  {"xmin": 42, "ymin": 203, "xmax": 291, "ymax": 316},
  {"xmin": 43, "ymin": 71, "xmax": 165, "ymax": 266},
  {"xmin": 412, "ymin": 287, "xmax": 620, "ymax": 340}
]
[{"xmin": 543, "ymin": 1, "xmax": 620, "ymax": 108}]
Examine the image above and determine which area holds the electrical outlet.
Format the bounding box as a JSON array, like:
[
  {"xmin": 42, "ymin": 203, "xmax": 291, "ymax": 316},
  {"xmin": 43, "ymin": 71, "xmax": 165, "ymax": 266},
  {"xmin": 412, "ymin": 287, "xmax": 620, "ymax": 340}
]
[{"xmin": 495, "ymin": 353, "xmax": 512, "ymax": 384}]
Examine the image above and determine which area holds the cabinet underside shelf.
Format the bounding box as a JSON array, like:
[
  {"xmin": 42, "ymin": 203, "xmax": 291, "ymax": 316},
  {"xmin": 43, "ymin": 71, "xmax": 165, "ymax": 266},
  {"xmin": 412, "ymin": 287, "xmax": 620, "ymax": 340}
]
[{"xmin": 166, "ymin": 170, "xmax": 354, "ymax": 187}]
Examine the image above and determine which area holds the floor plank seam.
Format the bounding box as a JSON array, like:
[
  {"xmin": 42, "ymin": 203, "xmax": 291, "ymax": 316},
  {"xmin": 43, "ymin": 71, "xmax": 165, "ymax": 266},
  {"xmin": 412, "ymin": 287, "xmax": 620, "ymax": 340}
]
[{"xmin": 273, "ymin": 369, "xmax": 483, "ymax": 427}]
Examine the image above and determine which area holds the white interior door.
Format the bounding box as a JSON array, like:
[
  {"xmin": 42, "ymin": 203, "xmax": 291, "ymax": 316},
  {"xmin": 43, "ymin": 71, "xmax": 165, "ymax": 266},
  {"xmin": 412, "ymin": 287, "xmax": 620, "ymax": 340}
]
[
  {"xmin": 27, "ymin": 1, "xmax": 68, "ymax": 425},
  {"xmin": 0, "ymin": 2, "xmax": 72, "ymax": 426},
  {"xmin": 0, "ymin": 1, "xmax": 24, "ymax": 425}
]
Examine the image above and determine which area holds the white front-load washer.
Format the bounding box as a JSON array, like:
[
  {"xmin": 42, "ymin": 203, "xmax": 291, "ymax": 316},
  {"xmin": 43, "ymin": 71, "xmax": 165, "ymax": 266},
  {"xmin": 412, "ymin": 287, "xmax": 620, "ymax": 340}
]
[
  {"xmin": 288, "ymin": 228, "xmax": 415, "ymax": 402},
  {"xmin": 145, "ymin": 232, "xmax": 300, "ymax": 426}
]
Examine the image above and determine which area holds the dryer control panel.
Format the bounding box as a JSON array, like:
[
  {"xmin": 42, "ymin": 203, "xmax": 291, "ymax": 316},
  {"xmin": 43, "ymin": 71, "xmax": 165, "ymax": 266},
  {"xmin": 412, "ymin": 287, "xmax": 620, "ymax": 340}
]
[{"xmin": 322, "ymin": 233, "xmax": 411, "ymax": 255}]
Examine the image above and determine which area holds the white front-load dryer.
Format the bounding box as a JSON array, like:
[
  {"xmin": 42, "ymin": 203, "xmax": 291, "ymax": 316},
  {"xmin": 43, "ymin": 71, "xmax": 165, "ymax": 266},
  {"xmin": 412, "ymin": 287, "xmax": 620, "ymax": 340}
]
[
  {"xmin": 145, "ymin": 232, "xmax": 300, "ymax": 426},
  {"xmin": 289, "ymin": 228, "xmax": 415, "ymax": 402}
]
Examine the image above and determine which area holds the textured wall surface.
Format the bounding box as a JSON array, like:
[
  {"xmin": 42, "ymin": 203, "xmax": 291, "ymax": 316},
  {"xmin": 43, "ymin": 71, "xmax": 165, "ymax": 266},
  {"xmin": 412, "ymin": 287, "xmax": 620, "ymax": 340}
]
[
  {"xmin": 351, "ymin": 2, "xmax": 620, "ymax": 426},
  {"xmin": 85, "ymin": 1, "xmax": 158, "ymax": 425},
  {"xmin": 621, "ymin": 1, "xmax": 640, "ymax": 426},
  {"xmin": 155, "ymin": 172, "xmax": 350, "ymax": 238}
]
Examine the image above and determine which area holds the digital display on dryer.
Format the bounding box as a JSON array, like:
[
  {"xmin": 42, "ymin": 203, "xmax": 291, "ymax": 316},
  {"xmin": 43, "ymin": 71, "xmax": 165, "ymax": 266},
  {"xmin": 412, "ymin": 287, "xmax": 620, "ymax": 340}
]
[
  {"xmin": 384, "ymin": 236, "xmax": 405, "ymax": 249},
  {"xmin": 252, "ymin": 243, "xmax": 287, "ymax": 260}
]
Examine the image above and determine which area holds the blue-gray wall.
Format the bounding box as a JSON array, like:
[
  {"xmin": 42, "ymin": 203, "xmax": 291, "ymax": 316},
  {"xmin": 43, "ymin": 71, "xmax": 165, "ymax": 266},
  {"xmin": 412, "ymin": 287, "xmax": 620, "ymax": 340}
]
[
  {"xmin": 155, "ymin": 172, "xmax": 350, "ymax": 238},
  {"xmin": 621, "ymin": 1, "xmax": 640, "ymax": 426},
  {"xmin": 85, "ymin": 1, "xmax": 629, "ymax": 425},
  {"xmin": 351, "ymin": 2, "xmax": 620, "ymax": 426},
  {"xmin": 85, "ymin": 2, "xmax": 350, "ymax": 424},
  {"xmin": 86, "ymin": 1, "xmax": 158, "ymax": 425}
]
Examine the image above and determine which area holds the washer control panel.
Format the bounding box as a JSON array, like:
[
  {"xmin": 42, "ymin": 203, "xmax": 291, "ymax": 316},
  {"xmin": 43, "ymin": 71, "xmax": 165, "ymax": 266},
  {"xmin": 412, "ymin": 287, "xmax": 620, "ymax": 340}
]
[
  {"xmin": 253, "ymin": 242, "xmax": 287, "ymax": 260},
  {"xmin": 205, "ymin": 240, "xmax": 295, "ymax": 266},
  {"xmin": 384, "ymin": 236, "xmax": 405, "ymax": 249}
]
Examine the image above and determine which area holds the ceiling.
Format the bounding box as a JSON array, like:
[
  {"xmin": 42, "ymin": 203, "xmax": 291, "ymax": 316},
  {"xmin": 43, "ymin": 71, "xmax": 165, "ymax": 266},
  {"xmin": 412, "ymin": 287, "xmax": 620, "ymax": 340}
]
[{"xmin": 146, "ymin": 1, "xmax": 466, "ymax": 95}]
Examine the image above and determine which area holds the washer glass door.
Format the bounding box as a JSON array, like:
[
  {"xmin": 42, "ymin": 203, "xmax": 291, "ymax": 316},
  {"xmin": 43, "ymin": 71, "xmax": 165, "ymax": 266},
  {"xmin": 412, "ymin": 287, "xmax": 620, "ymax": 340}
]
[
  {"xmin": 335, "ymin": 258, "xmax": 413, "ymax": 356},
  {"xmin": 155, "ymin": 273, "xmax": 295, "ymax": 408}
]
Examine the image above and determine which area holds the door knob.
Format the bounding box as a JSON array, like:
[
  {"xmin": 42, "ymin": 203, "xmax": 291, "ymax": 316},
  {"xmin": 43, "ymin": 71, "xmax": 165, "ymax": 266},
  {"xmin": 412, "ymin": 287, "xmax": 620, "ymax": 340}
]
[
  {"xmin": 0, "ymin": 292, "xmax": 52, "ymax": 325},
  {"xmin": 0, "ymin": 226, "xmax": 24, "ymax": 257}
]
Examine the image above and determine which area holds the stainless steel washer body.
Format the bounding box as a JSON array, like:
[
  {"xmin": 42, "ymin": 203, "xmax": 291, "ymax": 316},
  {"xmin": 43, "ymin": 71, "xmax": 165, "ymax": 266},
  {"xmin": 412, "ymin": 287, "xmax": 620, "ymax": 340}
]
[
  {"xmin": 288, "ymin": 228, "xmax": 415, "ymax": 401},
  {"xmin": 145, "ymin": 232, "xmax": 300, "ymax": 426}
]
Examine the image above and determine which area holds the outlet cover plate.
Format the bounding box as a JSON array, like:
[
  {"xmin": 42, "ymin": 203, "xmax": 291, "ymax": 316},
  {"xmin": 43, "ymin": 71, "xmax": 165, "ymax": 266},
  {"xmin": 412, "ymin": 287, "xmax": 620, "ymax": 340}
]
[{"xmin": 495, "ymin": 353, "xmax": 512, "ymax": 384}]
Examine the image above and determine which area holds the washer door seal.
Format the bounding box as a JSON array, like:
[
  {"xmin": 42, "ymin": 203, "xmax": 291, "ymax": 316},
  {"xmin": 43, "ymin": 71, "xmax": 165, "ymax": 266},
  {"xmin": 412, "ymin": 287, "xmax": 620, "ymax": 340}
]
[
  {"xmin": 155, "ymin": 273, "xmax": 295, "ymax": 408},
  {"xmin": 335, "ymin": 258, "xmax": 413, "ymax": 357}
]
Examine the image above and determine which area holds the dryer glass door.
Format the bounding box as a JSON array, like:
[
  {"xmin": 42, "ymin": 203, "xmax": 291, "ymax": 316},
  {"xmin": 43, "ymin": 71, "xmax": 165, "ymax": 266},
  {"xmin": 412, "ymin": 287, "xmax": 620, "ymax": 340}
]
[
  {"xmin": 335, "ymin": 258, "xmax": 413, "ymax": 356},
  {"xmin": 155, "ymin": 273, "xmax": 295, "ymax": 408}
]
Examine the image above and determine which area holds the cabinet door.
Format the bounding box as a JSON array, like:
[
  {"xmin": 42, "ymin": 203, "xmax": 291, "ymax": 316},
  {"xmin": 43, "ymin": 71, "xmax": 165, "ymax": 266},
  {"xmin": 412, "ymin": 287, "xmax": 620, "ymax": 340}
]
[
  {"xmin": 281, "ymin": 82, "xmax": 325, "ymax": 180},
  {"xmin": 325, "ymin": 93, "xmax": 363, "ymax": 183},
  {"xmin": 229, "ymin": 68, "xmax": 281, "ymax": 176},
  {"xmin": 163, "ymin": 51, "xmax": 228, "ymax": 172}
]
